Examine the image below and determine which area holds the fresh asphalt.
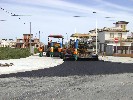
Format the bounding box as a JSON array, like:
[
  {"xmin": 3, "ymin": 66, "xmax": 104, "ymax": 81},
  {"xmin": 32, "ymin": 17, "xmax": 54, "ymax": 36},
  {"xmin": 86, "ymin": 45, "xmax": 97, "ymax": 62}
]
[
  {"xmin": 0, "ymin": 59, "xmax": 133, "ymax": 100},
  {"xmin": 0, "ymin": 59, "xmax": 133, "ymax": 78}
]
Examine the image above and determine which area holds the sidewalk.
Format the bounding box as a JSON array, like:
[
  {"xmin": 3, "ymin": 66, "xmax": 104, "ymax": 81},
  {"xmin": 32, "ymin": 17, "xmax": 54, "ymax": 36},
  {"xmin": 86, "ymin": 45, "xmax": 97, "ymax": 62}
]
[
  {"xmin": 0, "ymin": 54, "xmax": 64, "ymax": 75},
  {"xmin": 99, "ymin": 56, "xmax": 133, "ymax": 63}
]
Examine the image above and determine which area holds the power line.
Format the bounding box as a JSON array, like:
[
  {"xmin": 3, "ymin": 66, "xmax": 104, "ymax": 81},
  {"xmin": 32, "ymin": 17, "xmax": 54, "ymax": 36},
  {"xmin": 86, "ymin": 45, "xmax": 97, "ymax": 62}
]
[{"xmin": 0, "ymin": 7, "xmax": 31, "ymax": 24}]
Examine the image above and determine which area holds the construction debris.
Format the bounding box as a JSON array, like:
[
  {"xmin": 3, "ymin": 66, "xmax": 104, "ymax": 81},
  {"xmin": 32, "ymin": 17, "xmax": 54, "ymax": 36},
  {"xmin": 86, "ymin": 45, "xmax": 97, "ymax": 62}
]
[{"xmin": 0, "ymin": 63, "xmax": 14, "ymax": 67}]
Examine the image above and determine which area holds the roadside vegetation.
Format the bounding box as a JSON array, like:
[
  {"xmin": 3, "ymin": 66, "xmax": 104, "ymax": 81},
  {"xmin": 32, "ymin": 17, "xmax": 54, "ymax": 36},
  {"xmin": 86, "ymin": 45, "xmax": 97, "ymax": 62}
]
[
  {"xmin": 34, "ymin": 48, "xmax": 39, "ymax": 54},
  {"xmin": 0, "ymin": 47, "xmax": 31, "ymax": 60}
]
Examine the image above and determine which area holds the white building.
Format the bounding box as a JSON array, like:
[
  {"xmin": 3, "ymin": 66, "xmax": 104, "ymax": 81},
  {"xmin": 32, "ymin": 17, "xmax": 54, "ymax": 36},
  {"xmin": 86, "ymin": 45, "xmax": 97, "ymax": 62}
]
[
  {"xmin": 89, "ymin": 21, "xmax": 133, "ymax": 55},
  {"xmin": 98, "ymin": 21, "xmax": 133, "ymax": 55},
  {"xmin": 98, "ymin": 21, "xmax": 130, "ymax": 46},
  {"xmin": 0, "ymin": 39, "xmax": 16, "ymax": 48}
]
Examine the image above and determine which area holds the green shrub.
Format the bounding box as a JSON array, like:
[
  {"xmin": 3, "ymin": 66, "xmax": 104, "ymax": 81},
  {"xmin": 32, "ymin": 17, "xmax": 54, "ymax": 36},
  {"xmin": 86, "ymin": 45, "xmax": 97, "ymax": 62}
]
[
  {"xmin": 0, "ymin": 47, "xmax": 31, "ymax": 60},
  {"xmin": 34, "ymin": 48, "xmax": 39, "ymax": 54}
]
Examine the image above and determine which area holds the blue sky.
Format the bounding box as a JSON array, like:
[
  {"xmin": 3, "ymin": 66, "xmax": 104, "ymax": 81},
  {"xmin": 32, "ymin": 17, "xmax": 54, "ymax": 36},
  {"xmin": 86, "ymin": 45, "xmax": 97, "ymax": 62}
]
[{"xmin": 0, "ymin": 0, "xmax": 133, "ymax": 44}]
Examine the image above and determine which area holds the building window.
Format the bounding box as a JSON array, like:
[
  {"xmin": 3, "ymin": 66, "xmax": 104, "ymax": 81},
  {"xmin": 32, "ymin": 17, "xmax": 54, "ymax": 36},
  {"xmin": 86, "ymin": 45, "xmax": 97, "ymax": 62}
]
[
  {"xmin": 123, "ymin": 25, "xmax": 126, "ymax": 30},
  {"xmin": 110, "ymin": 33, "xmax": 114, "ymax": 38},
  {"xmin": 121, "ymin": 25, "xmax": 123, "ymax": 28},
  {"xmin": 118, "ymin": 33, "xmax": 122, "ymax": 38},
  {"xmin": 31, "ymin": 40, "xmax": 34, "ymax": 42},
  {"xmin": 121, "ymin": 25, "xmax": 126, "ymax": 30}
]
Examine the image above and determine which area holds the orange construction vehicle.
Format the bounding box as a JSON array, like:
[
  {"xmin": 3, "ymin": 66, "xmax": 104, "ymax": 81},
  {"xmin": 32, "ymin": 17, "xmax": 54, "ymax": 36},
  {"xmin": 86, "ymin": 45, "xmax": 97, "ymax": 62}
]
[
  {"xmin": 62, "ymin": 33, "xmax": 98, "ymax": 61},
  {"xmin": 46, "ymin": 34, "xmax": 64, "ymax": 57}
]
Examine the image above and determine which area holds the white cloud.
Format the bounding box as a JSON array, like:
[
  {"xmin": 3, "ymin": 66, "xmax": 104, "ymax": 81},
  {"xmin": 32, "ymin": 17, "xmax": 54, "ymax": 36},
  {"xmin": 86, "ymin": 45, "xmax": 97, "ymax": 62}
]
[
  {"xmin": 27, "ymin": 0, "xmax": 133, "ymax": 19},
  {"xmin": 1, "ymin": 0, "xmax": 133, "ymax": 44},
  {"xmin": 95, "ymin": 0, "xmax": 133, "ymax": 12},
  {"xmin": 2, "ymin": 0, "xmax": 133, "ymax": 19}
]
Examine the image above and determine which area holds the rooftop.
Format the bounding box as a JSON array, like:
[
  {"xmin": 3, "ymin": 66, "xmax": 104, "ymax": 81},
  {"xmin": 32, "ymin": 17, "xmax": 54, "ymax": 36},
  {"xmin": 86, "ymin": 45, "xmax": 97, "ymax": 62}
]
[
  {"xmin": 115, "ymin": 21, "xmax": 129, "ymax": 24},
  {"xmin": 70, "ymin": 33, "xmax": 90, "ymax": 38},
  {"xmin": 98, "ymin": 27, "xmax": 129, "ymax": 32},
  {"xmin": 48, "ymin": 35, "xmax": 63, "ymax": 38},
  {"xmin": 23, "ymin": 34, "xmax": 33, "ymax": 35}
]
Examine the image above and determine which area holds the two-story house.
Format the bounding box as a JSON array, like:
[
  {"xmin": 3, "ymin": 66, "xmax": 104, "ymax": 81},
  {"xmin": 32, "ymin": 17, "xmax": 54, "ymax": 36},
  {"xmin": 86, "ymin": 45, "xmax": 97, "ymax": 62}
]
[
  {"xmin": 16, "ymin": 34, "xmax": 42, "ymax": 48},
  {"xmin": 98, "ymin": 21, "xmax": 133, "ymax": 55},
  {"xmin": 98, "ymin": 21, "xmax": 129, "ymax": 45}
]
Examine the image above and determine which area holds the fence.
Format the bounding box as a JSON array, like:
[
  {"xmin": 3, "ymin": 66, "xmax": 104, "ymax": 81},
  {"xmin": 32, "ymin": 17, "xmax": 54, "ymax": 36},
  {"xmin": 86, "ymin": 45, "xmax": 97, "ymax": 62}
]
[
  {"xmin": 114, "ymin": 46, "xmax": 133, "ymax": 54},
  {"xmin": 99, "ymin": 43, "xmax": 133, "ymax": 56}
]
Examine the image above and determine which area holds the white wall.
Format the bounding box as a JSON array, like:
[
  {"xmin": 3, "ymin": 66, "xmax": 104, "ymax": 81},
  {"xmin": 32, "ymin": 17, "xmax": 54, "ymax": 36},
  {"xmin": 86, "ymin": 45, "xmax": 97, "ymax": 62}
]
[
  {"xmin": 105, "ymin": 32, "xmax": 127, "ymax": 40},
  {"xmin": 98, "ymin": 31, "xmax": 128, "ymax": 45},
  {"xmin": 0, "ymin": 40, "xmax": 9, "ymax": 47},
  {"xmin": 105, "ymin": 32, "xmax": 111, "ymax": 40},
  {"xmin": 0, "ymin": 39, "xmax": 15, "ymax": 47}
]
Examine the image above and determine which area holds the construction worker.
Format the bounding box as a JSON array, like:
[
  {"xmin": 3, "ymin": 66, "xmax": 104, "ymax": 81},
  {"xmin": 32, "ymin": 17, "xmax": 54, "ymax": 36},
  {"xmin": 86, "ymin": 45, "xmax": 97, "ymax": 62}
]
[
  {"xmin": 59, "ymin": 47, "xmax": 64, "ymax": 59},
  {"xmin": 39, "ymin": 47, "xmax": 43, "ymax": 57},
  {"xmin": 49, "ymin": 41, "xmax": 54, "ymax": 57},
  {"xmin": 50, "ymin": 47, "xmax": 54, "ymax": 57},
  {"xmin": 73, "ymin": 49, "xmax": 78, "ymax": 61},
  {"xmin": 58, "ymin": 46, "xmax": 62, "ymax": 57},
  {"xmin": 62, "ymin": 47, "xmax": 66, "ymax": 59},
  {"xmin": 73, "ymin": 39, "xmax": 78, "ymax": 61}
]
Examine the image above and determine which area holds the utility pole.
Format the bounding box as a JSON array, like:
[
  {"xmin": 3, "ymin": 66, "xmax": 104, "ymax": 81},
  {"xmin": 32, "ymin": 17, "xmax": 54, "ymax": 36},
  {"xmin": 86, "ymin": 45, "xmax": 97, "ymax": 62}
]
[
  {"xmin": 39, "ymin": 31, "xmax": 40, "ymax": 43},
  {"xmin": 66, "ymin": 33, "xmax": 68, "ymax": 48}
]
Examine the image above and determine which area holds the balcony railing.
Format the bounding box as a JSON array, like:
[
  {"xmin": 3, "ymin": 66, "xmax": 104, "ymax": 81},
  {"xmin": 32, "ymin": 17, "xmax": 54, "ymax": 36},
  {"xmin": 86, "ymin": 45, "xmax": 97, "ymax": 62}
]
[{"xmin": 105, "ymin": 38, "xmax": 133, "ymax": 43}]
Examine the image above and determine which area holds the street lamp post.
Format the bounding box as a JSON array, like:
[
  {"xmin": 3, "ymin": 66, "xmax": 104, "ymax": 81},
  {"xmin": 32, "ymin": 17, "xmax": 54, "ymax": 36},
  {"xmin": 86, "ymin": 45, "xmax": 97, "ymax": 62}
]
[
  {"xmin": 96, "ymin": 18, "xmax": 98, "ymax": 54},
  {"xmin": 30, "ymin": 22, "xmax": 32, "ymax": 54},
  {"xmin": 93, "ymin": 12, "xmax": 98, "ymax": 55},
  {"xmin": 39, "ymin": 31, "xmax": 40, "ymax": 43}
]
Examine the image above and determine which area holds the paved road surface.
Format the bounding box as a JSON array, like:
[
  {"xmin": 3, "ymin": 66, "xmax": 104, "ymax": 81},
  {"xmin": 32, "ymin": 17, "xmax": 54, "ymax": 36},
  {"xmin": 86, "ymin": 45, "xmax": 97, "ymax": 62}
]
[{"xmin": 0, "ymin": 61, "xmax": 133, "ymax": 100}]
